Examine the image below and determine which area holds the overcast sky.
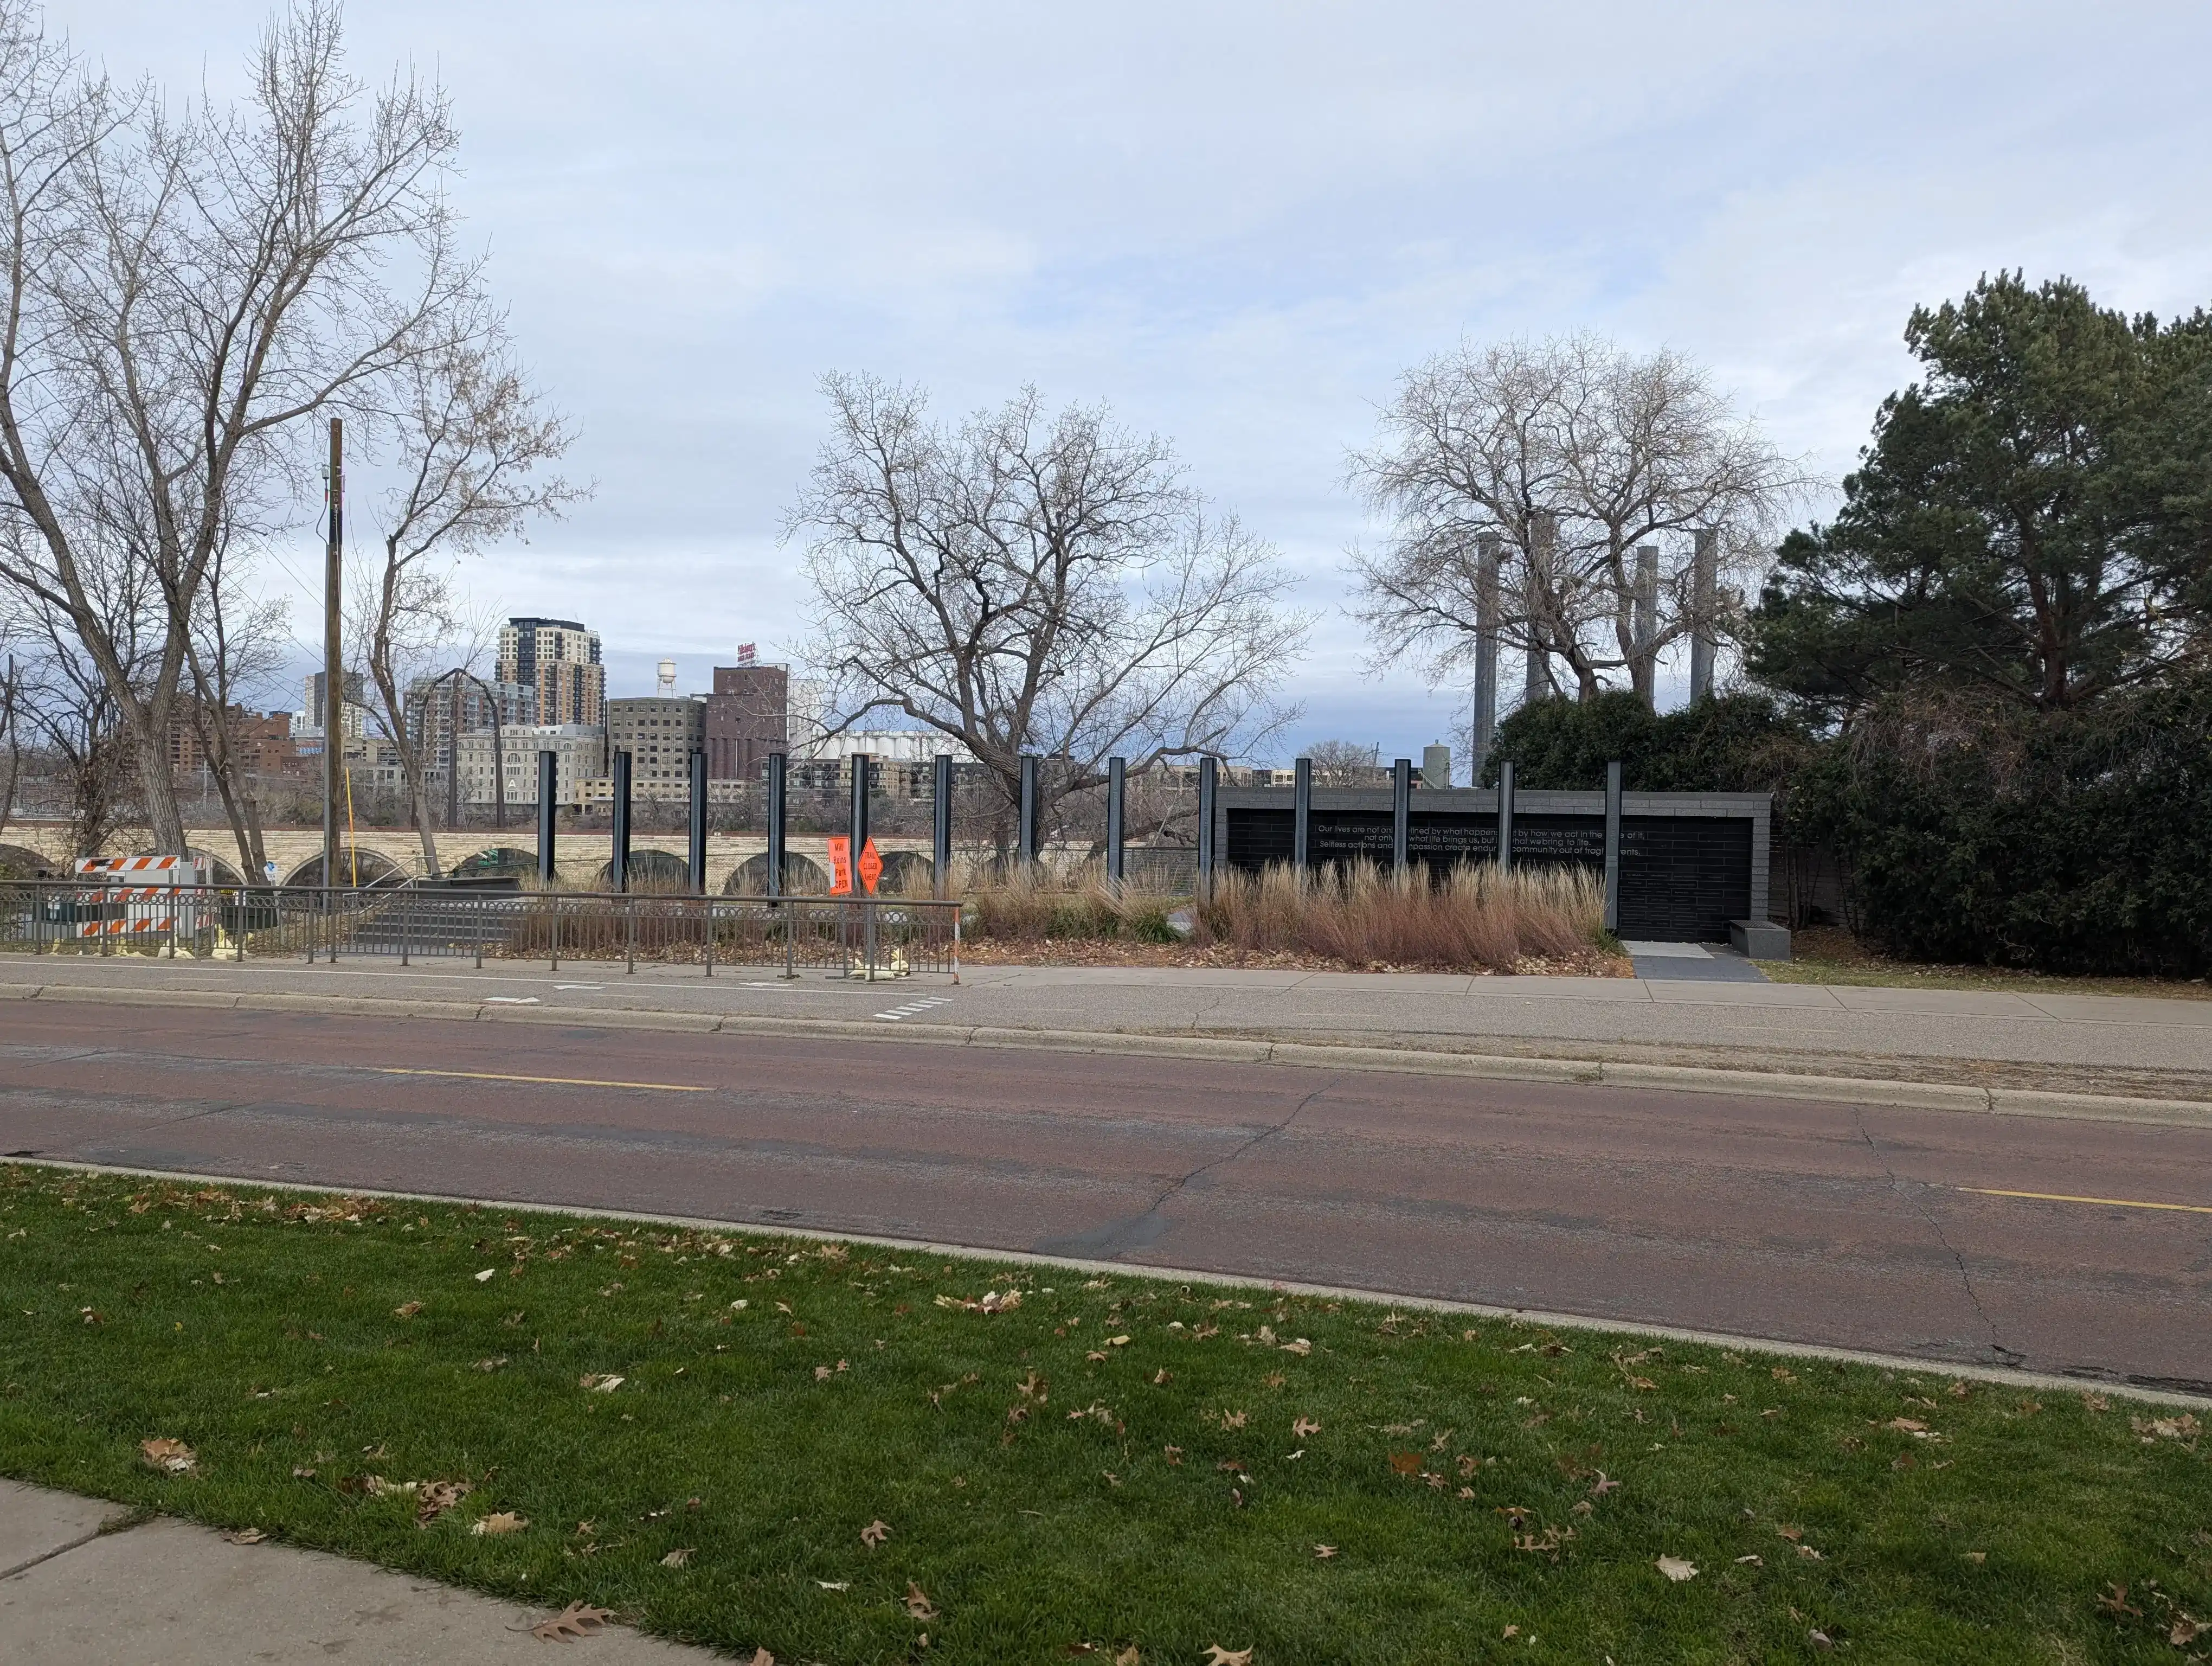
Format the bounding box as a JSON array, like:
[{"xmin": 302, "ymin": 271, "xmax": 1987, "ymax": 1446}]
[{"xmin": 49, "ymin": 0, "xmax": 2212, "ymax": 764}]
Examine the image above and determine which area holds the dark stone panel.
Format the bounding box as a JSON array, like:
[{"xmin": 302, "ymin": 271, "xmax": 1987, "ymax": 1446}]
[{"xmin": 1616, "ymin": 816, "xmax": 1752, "ymax": 943}]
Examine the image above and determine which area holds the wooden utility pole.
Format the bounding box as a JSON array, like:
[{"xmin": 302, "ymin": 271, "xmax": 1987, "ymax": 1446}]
[{"xmin": 323, "ymin": 418, "xmax": 343, "ymax": 890}]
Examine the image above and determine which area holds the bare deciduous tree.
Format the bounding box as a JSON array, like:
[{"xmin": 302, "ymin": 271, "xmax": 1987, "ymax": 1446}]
[
  {"xmin": 1304, "ymin": 738, "xmax": 1384, "ymax": 785},
  {"xmin": 355, "ymin": 322, "xmax": 583, "ymax": 876},
  {"xmin": 0, "ymin": 1, "xmax": 473, "ymax": 853},
  {"xmin": 791, "ymin": 375, "xmax": 1310, "ymax": 849},
  {"xmin": 183, "ymin": 531, "xmax": 291, "ymax": 882},
  {"xmin": 1349, "ymin": 336, "xmax": 1808, "ymax": 707}
]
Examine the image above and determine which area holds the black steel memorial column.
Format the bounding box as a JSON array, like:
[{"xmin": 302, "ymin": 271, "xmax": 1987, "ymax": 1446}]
[
  {"xmin": 1391, "ymin": 757, "xmax": 1411, "ymax": 875},
  {"xmin": 765, "ymin": 752, "xmax": 788, "ymax": 898},
  {"xmin": 687, "ymin": 749, "xmax": 708, "ymax": 894},
  {"xmin": 1105, "ymin": 756, "xmax": 1126, "ymax": 887},
  {"xmin": 1018, "ymin": 755, "xmax": 1040, "ymax": 869},
  {"xmin": 1604, "ymin": 758, "xmax": 1623, "ymax": 933},
  {"xmin": 1196, "ymin": 756, "xmax": 1218, "ymax": 901},
  {"xmin": 931, "ymin": 753, "xmax": 953, "ymax": 900},
  {"xmin": 1496, "ymin": 758, "xmax": 1515, "ymax": 875},
  {"xmin": 536, "ymin": 750, "xmax": 557, "ymax": 887}
]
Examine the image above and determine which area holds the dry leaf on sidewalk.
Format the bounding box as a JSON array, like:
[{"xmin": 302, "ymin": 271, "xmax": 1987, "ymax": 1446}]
[
  {"xmin": 531, "ymin": 1601, "xmax": 614, "ymax": 1641},
  {"xmin": 140, "ymin": 1437, "xmax": 196, "ymax": 1475},
  {"xmin": 223, "ymin": 1527, "xmax": 265, "ymax": 1544}
]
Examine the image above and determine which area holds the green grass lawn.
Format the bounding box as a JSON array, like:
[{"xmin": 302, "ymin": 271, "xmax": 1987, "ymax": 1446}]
[
  {"xmin": 1761, "ymin": 927, "xmax": 2212, "ymax": 1003},
  {"xmin": 1, "ymin": 1164, "xmax": 2207, "ymax": 1664}
]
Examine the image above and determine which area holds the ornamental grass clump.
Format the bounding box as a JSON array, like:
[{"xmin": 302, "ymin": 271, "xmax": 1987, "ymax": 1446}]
[
  {"xmin": 958, "ymin": 861, "xmax": 1183, "ymax": 944},
  {"xmin": 1197, "ymin": 860, "xmax": 1605, "ymax": 972}
]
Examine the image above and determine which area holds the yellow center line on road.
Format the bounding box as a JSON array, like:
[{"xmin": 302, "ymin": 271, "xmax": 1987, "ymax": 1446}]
[
  {"xmin": 372, "ymin": 1067, "xmax": 710, "ymax": 1094},
  {"xmin": 1959, "ymin": 1186, "xmax": 2212, "ymax": 1216}
]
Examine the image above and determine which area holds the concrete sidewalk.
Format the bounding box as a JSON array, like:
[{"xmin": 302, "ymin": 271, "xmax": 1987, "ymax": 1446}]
[
  {"xmin": 0, "ymin": 1480, "xmax": 713, "ymax": 1663},
  {"xmin": 7, "ymin": 951, "xmax": 2212, "ymax": 1098}
]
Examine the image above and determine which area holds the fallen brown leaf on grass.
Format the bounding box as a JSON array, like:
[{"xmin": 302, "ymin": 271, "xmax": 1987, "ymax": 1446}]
[
  {"xmin": 1153, "ymin": 1368, "xmax": 1172, "ymax": 1385},
  {"xmin": 1656, "ymin": 1556, "xmax": 1698, "ymax": 1582},
  {"xmin": 1313, "ymin": 1543, "xmax": 1338, "ymax": 1559},
  {"xmin": 415, "ymin": 1479, "xmax": 471, "ymax": 1527},
  {"xmin": 746, "ymin": 1651, "xmax": 774, "ymax": 1666},
  {"xmin": 2131, "ymin": 1413, "xmax": 2202, "ymax": 1443},
  {"xmin": 1219, "ymin": 1409, "xmax": 1246, "ymax": 1430},
  {"xmin": 2097, "ymin": 1583, "xmax": 2142, "ymax": 1618},
  {"xmin": 661, "ymin": 1548, "xmax": 693, "ymax": 1567},
  {"xmin": 860, "ymin": 1518, "xmax": 890, "ymax": 1548},
  {"xmin": 1591, "ymin": 1471, "xmax": 1622, "ymax": 1495},
  {"xmin": 531, "ymin": 1601, "xmax": 615, "ymax": 1641},
  {"xmin": 140, "ymin": 1437, "xmax": 197, "ymax": 1475},
  {"xmin": 1387, "ymin": 1451, "xmax": 1422, "ymax": 1476},
  {"xmin": 904, "ymin": 1580, "xmax": 938, "ymax": 1619},
  {"xmin": 1279, "ymin": 1338, "xmax": 1311, "ymax": 1355},
  {"xmin": 1292, "ymin": 1417, "xmax": 1321, "ymax": 1438},
  {"xmin": 1203, "ymin": 1648, "xmax": 1252, "ymax": 1666},
  {"xmin": 393, "ymin": 1300, "xmax": 423, "ymax": 1318},
  {"xmin": 2172, "ymin": 1616, "xmax": 2208, "ymax": 1647},
  {"xmin": 472, "ymin": 1511, "xmax": 528, "ymax": 1535},
  {"xmin": 474, "ymin": 1357, "xmax": 507, "ymax": 1373},
  {"xmin": 1114, "ymin": 1649, "xmax": 1139, "ymax": 1666},
  {"xmin": 580, "ymin": 1374, "xmax": 625, "ymax": 1393},
  {"xmin": 1514, "ymin": 1526, "xmax": 1573, "ymax": 1556}
]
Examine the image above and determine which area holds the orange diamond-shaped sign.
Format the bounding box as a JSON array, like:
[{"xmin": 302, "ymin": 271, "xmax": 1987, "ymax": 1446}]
[{"xmin": 857, "ymin": 838, "xmax": 884, "ymax": 895}]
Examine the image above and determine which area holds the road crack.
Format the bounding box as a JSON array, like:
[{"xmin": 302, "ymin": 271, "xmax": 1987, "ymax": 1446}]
[
  {"xmin": 1856, "ymin": 1109, "xmax": 2022, "ymax": 1367},
  {"xmin": 1032, "ymin": 1074, "xmax": 1341, "ymax": 1260}
]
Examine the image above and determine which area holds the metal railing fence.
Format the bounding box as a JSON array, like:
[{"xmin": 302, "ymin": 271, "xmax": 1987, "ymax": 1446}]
[{"xmin": 0, "ymin": 880, "xmax": 960, "ymax": 977}]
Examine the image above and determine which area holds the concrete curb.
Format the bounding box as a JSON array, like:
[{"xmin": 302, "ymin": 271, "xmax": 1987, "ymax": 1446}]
[
  {"xmin": 12, "ymin": 1154, "xmax": 2208, "ymax": 1409},
  {"xmin": 8, "ymin": 979, "xmax": 2212, "ymax": 1128}
]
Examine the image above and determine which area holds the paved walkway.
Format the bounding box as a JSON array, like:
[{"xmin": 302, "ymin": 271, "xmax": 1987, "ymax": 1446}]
[
  {"xmin": 10, "ymin": 952, "xmax": 2212, "ymax": 1093},
  {"xmin": 0, "ymin": 1479, "xmax": 712, "ymax": 1663}
]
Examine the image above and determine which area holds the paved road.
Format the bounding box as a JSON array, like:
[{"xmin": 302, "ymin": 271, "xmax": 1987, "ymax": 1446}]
[
  {"xmin": 3, "ymin": 999, "xmax": 2207, "ymax": 1391},
  {"xmin": 12, "ymin": 953, "xmax": 2212, "ymax": 1094}
]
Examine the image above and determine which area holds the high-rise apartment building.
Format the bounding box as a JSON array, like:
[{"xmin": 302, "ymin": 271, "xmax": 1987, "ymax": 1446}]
[
  {"xmin": 704, "ymin": 661, "xmax": 789, "ymax": 780},
  {"xmin": 498, "ymin": 617, "xmax": 604, "ymax": 728}
]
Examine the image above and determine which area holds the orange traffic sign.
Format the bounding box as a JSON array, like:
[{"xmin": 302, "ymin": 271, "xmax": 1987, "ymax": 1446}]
[
  {"xmin": 857, "ymin": 837, "xmax": 883, "ymax": 895},
  {"xmin": 826, "ymin": 836, "xmax": 853, "ymax": 895}
]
